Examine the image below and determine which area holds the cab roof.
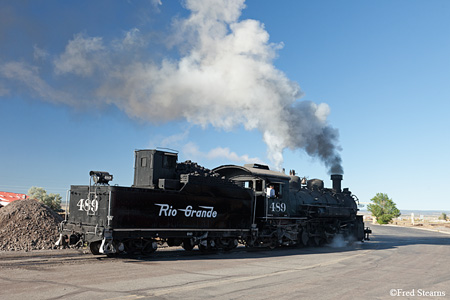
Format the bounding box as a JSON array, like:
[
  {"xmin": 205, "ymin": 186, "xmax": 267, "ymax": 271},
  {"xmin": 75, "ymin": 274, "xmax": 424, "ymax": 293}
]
[{"xmin": 213, "ymin": 164, "xmax": 291, "ymax": 182}]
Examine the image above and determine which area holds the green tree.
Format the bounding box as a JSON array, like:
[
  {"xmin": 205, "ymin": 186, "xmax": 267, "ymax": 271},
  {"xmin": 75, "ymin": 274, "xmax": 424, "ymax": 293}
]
[
  {"xmin": 439, "ymin": 212, "xmax": 447, "ymax": 221},
  {"xmin": 27, "ymin": 186, "xmax": 62, "ymax": 211},
  {"xmin": 367, "ymin": 193, "xmax": 401, "ymax": 224}
]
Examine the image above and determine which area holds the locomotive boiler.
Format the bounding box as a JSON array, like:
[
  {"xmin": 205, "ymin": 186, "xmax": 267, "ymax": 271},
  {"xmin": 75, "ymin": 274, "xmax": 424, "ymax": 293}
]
[{"xmin": 57, "ymin": 149, "xmax": 371, "ymax": 255}]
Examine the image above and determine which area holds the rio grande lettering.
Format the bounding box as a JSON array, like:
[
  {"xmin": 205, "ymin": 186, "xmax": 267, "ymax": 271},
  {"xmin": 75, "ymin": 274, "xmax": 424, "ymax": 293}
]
[{"xmin": 155, "ymin": 204, "xmax": 218, "ymax": 218}]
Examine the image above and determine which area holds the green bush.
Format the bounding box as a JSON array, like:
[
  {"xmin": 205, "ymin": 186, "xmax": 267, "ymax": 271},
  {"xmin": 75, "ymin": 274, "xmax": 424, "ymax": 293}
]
[
  {"xmin": 367, "ymin": 193, "xmax": 401, "ymax": 224},
  {"xmin": 27, "ymin": 186, "xmax": 62, "ymax": 211}
]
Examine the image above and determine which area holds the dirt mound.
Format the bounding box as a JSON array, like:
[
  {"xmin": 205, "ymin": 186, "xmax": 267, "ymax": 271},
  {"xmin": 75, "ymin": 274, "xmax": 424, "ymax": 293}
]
[{"xmin": 0, "ymin": 199, "xmax": 63, "ymax": 251}]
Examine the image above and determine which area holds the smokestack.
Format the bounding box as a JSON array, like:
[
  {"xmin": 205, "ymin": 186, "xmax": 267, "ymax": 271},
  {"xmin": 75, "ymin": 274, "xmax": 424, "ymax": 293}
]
[{"xmin": 331, "ymin": 174, "xmax": 343, "ymax": 193}]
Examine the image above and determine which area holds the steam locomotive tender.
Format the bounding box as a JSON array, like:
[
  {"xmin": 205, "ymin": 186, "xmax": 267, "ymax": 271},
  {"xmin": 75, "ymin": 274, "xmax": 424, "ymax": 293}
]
[{"xmin": 57, "ymin": 149, "xmax": 371, "ymax": 255}]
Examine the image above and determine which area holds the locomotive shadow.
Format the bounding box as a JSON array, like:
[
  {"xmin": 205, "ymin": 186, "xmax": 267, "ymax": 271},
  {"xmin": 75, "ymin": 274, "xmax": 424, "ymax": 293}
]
[
  {"xmin": 111, "ymin": 225, "xmax": 450, "ymax": 263},
  {"xmin": 113, "ymin": 243, "xmax": 369, "ymax": 263}
]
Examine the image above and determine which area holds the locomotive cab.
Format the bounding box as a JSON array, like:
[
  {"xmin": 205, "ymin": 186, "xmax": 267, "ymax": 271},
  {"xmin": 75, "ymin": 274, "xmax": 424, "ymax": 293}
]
[
  {"xmin": 213, "ymin": 164, "xmax": 291, "ymax": 221},
  {"xmin": 265, "ymin": 181, "xmax": 289, "ymax": 218}
]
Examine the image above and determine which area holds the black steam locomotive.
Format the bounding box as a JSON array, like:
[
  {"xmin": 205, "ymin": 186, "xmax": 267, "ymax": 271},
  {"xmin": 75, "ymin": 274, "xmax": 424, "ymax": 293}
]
[{"xmin": 57, "ymin": 149, "xmax": 371, "ymax": 255}]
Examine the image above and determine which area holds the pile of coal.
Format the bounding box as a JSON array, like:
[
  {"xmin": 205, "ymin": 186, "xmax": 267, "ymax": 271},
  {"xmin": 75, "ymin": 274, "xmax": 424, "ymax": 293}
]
[
  {"xmin": 177, "ymin": 160, "xmax": 220, "ymax": 177},
  {"xmin": 0, "ymin": 199, "xmax": 63, "ymax": 251}
]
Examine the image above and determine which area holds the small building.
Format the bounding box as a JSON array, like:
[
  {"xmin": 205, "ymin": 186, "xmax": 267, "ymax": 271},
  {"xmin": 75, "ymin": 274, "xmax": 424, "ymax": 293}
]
[{"xmin": 0, "ymin": 191, "xmax": 28, "ymax": 207}]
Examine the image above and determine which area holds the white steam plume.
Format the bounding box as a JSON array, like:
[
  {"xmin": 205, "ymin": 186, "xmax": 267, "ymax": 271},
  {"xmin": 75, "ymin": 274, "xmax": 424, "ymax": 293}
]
[{"xmin": 0, "ymin": 0, "xmax": 343, "ymax": 173}]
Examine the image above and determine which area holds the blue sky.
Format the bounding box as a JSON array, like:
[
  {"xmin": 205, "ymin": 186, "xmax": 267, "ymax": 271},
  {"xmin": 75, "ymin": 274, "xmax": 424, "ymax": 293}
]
[{"xmin": 1, "ymin": 0, "xmax": 449, "ymax": 211}]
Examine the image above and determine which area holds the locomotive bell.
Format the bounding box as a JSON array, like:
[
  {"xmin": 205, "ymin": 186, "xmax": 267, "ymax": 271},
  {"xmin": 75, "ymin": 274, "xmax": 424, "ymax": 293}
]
[{"xmin": 330, "ymin": 174, "xmax": 343, "ymax": 192}]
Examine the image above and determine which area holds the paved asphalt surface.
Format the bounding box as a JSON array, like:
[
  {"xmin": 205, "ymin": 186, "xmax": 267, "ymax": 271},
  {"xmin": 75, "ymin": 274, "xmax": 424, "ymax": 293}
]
[{"xmin": 0, "ymin": 224, "xmax": 449, "ymax": 300}]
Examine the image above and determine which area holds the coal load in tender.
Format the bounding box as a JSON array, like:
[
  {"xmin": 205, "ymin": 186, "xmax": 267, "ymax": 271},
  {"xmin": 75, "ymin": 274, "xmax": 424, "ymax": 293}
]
[
  {"xmin": 0, "ymin": 199, "xmax": 63, "ymax": 251},
  {"xmin": 176, "ymin": 160, "xmax": 220, "ymax": 177}
]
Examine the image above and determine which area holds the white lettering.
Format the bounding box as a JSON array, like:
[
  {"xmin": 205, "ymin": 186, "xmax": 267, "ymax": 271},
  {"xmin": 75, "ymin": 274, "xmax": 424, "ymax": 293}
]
[
  {"xmin": 77, "ymin": 198, "xmax": 99, "ymax": 213},
  {"xmin": 155, "ymin": 204, "xmax": 177, "ymax": 216},
  {"xmin": 77, "ymin": 199, "xmax": 84, "ymax": 211},
  {"xmin": 418, "ymin": 289, "xmax": 446, "ymax": 297},
  {"xmin": 270, "ymin": 202, "xmax": 287, "ymax": 213},
  {"xmin": 390, "ymin": 288, "xmax": 446, "ymax": 297},
  {"xmin": 155, "ymin": 204, "xmax": 218, "ymax": 218},
  {"xmin": 181, "ymin": 205, "xmax": 193, "ymax": 217},
  {"xmin": 156, "ymin": 203, "xmax": 169, "ymax": 216}
]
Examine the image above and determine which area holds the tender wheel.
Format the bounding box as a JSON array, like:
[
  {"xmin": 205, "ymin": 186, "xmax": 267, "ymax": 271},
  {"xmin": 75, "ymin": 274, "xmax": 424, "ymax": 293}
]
[
  {"xmin": 221, "ymin": 238, "xmax": 238, "ymax": 251},
  {"xmin": 198, "ymin": 243, "xmax": 208, "ymax": 252},
  {"xmin": 124, "ymin": 239, "xmax": 139, "ymax": 255},
  {"xmin": 89, "ymin": 241, "xmax": 102, "ymax": 255},
  {"xmin": 182, "ymin": 238, "xmax": 195, "ymax": 251},
  {"xmin": 124, "ymin": 238, "xmax": 157, "ymax": 255},
  {"xmin": 198, "ymin": 239, "xmax": 217, "ymax": 252},
  {"xmin": 142, "ymin": 240, "xmax": 158, "ymax": 255}
]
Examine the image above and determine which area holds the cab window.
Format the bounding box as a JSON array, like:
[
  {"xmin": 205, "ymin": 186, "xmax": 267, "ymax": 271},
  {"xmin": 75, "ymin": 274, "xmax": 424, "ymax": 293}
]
[
  {"xmin": 163, "ymin": 155, "xmax": 177, "ymax": 168},
  {"xmin": 255, "ymin": 180, "xmax": 263, "ymax": 192}
]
